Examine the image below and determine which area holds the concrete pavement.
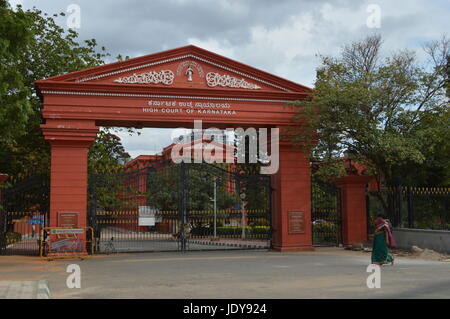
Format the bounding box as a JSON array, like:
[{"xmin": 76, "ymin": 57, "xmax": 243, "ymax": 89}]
[
  {"xmin": 0, "ymin": 280, "xmax": 51, "ymax": 299},
  {"xmin": 0, "ymin": 248, "xmax": 449, "ymax": 299}
]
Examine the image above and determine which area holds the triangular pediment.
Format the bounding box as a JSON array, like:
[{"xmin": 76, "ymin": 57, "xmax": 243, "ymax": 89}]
[{"xmin": 38, "ymin": 45, "xmax": 311, "ymax": 93}]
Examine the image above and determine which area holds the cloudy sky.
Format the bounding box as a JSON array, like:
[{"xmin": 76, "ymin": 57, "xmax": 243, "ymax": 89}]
[{"xmin": 14, "ymin": 0, "xmax": 449, "ymax": 158}]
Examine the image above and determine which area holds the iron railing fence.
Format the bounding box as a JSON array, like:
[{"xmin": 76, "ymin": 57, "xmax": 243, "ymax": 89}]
[
  {"xmin": 89, "ymin": 160, "xmax": 180, "ymax": 253},
  {"xmin": 184, "ymin": 163, "xmax": 272, "ymax": 245},
  {"xmin": 88, "ymin": 160, "xmax": 272, "ymax": 253},
  {"xmin": 311, "ymin": 177, "xmax": 342, "ymax": 246},
  {"xmin": 0, "ymin": 175, "xmax": 50, "ymax": 256},
  {"xmin": 367, "ymin": 186, "xmax": 450, "ymax": 233}
]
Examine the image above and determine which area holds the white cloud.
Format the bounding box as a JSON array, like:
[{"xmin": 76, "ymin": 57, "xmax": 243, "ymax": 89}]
[
  {"xmin": 116, "ymin": 128, "xmax": 175, "ymax": 158},
  {"xmin": 186, "ymin": 0, "xmax": 448, "ymax": 87},
  {"xmin": 187, "ymin": 38, "xmax": 236, "ymax": 58}
]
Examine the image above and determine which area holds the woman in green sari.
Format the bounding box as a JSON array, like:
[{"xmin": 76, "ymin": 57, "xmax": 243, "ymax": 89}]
[{"xmin": 371, "ymin": 213, "xmax": 396, "ymax": 266}]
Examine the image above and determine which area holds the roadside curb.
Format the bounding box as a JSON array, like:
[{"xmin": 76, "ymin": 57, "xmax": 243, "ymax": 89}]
[{"xmin": 188, "ymin": 239, "xmax": 269, "ymax": 249}]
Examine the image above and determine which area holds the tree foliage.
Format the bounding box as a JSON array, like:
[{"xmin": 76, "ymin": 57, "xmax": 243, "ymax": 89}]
[
  {"xmin": 0, "ymin": 4, "xmax": 131, "ymax": 178},
  {"xmin": 0, "ymin": 0, "xmax": 33, "ymax": 143},
  {"xmin": 88, "ymin": 129, "xmax": 131, "ymax": 174},
  {"xmin": 147, "ymin": 163, "xmax": 240, "ymax": 211},
  {"xmin": 291, "ymin": 34, "xmax": 450, "ymax": 187}
]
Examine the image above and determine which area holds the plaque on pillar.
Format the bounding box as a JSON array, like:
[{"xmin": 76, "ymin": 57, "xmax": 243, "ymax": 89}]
[
  {"xmin": 288, "ymin": 211, "xmax": 305, "ymax": 234},
  {"xmin": 58, "ymin": 212, "xmax": 79, "ymax": 228}
]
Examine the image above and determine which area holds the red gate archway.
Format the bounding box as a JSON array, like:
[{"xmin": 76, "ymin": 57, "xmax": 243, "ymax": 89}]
[{"xmin": 36, "ymin": 45, "xmax": 313, "ymax": 252}]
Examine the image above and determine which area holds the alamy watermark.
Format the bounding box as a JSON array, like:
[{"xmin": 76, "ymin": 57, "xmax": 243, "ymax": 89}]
[
  {"xmin": 366, "ymin": 264, "xmax": 381, "ymax": 289},
  {"xmin": 66, "ymin": 264, "xmax": 81, "ymax": 289},
  {"xmin": 8, "ymin": 2, "xmax": 82, "ymax": 29},
  {"xmin": 170, "ymin": 120, "xmax": 279, "ymax": 175},
  {"xmin": 366, "ymin": 4, "xmax": 381, "ymax": 29},
  {"xmin": 66, "ymin": 4, "xmax": 81, "ymax": 29}
]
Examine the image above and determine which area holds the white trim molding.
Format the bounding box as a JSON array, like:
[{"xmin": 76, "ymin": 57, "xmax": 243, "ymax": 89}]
[{"xmin": 40, "ymin": 90, "xmax": 292, "ymax": 103}]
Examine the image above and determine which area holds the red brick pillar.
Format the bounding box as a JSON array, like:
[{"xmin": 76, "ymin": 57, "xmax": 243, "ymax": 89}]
[
  {"xmin": 272, "ymin": 142, "xmax": 313, "ymax": 252},
  {"xmin": 41, "ymin": 120, "xmax": 99, "ymax": 228},
  {"xmin": 334, "ymin": 175, "xmax": 372, "ymax": 246}
]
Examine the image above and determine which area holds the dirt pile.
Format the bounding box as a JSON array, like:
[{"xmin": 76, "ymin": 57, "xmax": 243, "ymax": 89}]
[{"xmin": 410, "ymin": 246, "xmax": 447, "ymax": 261}]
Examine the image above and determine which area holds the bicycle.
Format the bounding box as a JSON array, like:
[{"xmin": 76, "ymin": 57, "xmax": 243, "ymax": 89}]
[{"xmin": 103, "ymin": 236, "xmax": 116, "ymax": 255}]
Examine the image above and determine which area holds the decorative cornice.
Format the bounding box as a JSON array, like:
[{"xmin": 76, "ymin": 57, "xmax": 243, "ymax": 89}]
[
  {"xmin": 41, "ymin": 125, "xmax": 99, "ymax": 147},
  {"xmin": 76, "ymin": 54, "xmax": 290, "ymax": 92},
  {"xmin": 40, "ymin": 90, "xmax": 291, "ymax": 103}
]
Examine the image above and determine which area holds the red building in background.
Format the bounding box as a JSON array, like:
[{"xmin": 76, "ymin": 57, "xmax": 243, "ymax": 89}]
[
  {"xmin": 121, "ymin": 137, "xmax": 236, "ymax": 233},
  {"xmin": 124, "ymin": 136, "xmax": 235, "ymax": 172}
]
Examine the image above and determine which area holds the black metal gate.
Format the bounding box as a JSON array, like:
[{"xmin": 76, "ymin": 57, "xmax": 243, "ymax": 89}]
[
  {"xmin": 0, "ymin": 175, "xmax": 50, "ymax": 256},
  {"xmin": 88, "ymin": 161, "xmax": 272, "ymax": 253},
  {"xmin": 311, "ymin": 178, "xmax": 342, "ymax": 246}
]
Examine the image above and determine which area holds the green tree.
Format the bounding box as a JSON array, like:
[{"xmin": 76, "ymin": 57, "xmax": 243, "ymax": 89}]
[
  {"xmin": 147, "ymin": 163, "xmax": 240, "ymax": 211},
  {"xmin": 290, "ymin": 34, "xmax": 450, "ymax": 188},
  {"xmin": 88, "ymin": 128, "xmax": 131, "ymax": 174},
  {"xmin": 0, "ymin": 1, "xmax": 33, "ymax": 143},
  {"xmin": 0, "ymin": 5, "xmax": 132, "ymax": 178}
]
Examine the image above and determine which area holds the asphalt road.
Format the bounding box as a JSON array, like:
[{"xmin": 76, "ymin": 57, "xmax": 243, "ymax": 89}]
[{"xmin": 1, "ymin": 248, "xmax": 449, "ymax": 299}]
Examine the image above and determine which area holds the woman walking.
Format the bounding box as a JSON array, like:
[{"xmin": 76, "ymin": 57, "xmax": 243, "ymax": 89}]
[{"xmin": 371, "ymin": 213, "xmax": 396, "ymax": 266}]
